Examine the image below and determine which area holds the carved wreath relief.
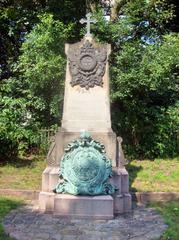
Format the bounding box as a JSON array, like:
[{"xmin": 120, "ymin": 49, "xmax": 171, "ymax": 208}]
[
  {"xmin": 68, "ymin": 40, "xmax": 107, "ymax": 90},
  {"xmin": 54, "ymin": 132, "xmax": 116, "ymax": 195}
]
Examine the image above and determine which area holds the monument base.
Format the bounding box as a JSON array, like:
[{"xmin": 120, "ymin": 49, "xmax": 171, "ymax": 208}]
[
  {"xmin": 39, "ymin": 167, "xmax": 132, "ymax": 218},
  {"xmin": 39, "ymin": 193, "xmax": 114, "ymax": 219}
]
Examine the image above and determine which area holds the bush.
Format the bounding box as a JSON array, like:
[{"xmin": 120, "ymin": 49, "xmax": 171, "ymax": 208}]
[
  {"xmin": 111, "ymin": 35, "xmax": 179, "ymax": 158},
  {"xmin": 0, "ymin": 14, "xmax": 72, "ymax": 159}
]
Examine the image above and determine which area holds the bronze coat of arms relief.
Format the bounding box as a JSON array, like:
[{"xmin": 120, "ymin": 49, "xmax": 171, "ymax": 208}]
[{"xmin": 68, "ymin": 40, "xmax": 107, "ymax": 90}]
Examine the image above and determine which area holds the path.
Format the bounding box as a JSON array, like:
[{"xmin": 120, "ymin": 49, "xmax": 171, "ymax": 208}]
[{"xmin": 3, "ymin": 201, "xmax": 167, "ymax": 240}]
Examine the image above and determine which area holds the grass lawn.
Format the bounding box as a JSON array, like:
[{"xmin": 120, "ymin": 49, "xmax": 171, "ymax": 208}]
[
  {"xmin": 0, "ymin": 195, "xmax": 23, "ymax": 240},
  {"xmin": 0, "ymin": 156, "xmax": 46, "ymax": 190},
  {"xmin": 0, "ymin": 156, "xmax": 179, "ymax": 192},
  {"xmin": 151, "ymin": 199, "xmax": 179, "ymax": 240},
  {"xmin": 0, "ymin": 157, "xmax": 178, "ymax": 239},
  {"xmin": 127, "ymin": 157, "xmax": 179, "ymax": 192}
]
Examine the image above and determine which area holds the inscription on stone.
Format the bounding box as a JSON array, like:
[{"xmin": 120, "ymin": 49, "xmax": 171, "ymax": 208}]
[{"xmin": 68, "ymin": 40, "xmax": 107, "ymax": 90}]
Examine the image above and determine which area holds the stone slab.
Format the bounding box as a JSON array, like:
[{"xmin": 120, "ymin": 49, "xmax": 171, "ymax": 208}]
[
  {"xmin": 49, "ymin": 167, "xmax": 59, "ymax": 191},
  {"xmin": 113, "ymin": 194, "xmax": 124, "ymax": 214},
  {"xmin": 62, "ymin": 39, "xmax": 111, "ymax": 133},
  {"xmin": 123, "ymin": 193, "xmax": 132, "ymax": 212},
  {"xmin": 0, "ymin": 189, "xmax": 39, "ymax": 200},
  {"xmin": 119, "ymin": 168, "xmax": 129, "ymax": 193},
  {"xmin": 42, "ymin": 167, "xmax": 58, "ymax": 192},
  {"xmin": 2, "ymin": 189, "xmax": 178, "ymax": 204},
  {"xmin": 110, "ymin": 167, "xmax": 129, "ymax": 194},
  {"xmin": 139, "ymin": 192, "xmax": 179, "ymax": 203},
  {"xmin": 131, "ymin": 192, "xmax": 179, "ymax": 203},
  {"xmin": 54, "ymin": 194, "xmax": 114, "ymax": 219},
  {"xmin": 39, "ymin": 192, "xmax": 55, "ymax": 212},
  {"xmin": 42, "ymin": 167, "xmax": 52, "ymax": 191},
  {"xmin": 113, "ymin": 193, "xmax": 132, "ymax": 214}
]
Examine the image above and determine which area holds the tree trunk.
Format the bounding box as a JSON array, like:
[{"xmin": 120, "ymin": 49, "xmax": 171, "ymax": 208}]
[
  {"xmin": 110, "ymin": 0, "xmax": 126, "ymax": 21},
  {"xmin": 86, "ymin": 0, "xmax": 126, "ymax": 20},
  {"xmin": 86, "ymin": 0, "xmax": 98, "ymax": 13}
]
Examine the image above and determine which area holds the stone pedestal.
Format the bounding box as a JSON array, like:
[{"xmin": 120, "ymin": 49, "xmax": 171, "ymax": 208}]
[
  {"xmin": 39, "ymin": 165, "xmax": 131, "ymax": 215},
  {"xmin": 39, "ymin": 193, "xmax": 113, "ymax": 219},
  {"xmin": 39, "ymin": 36, "xmax": 131, "ymax": 218}
]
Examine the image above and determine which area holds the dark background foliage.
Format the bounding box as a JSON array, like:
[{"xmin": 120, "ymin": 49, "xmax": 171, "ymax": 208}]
[{"xmin": 0, "ymin": 0, "xmax": 178, "ymax": 159}]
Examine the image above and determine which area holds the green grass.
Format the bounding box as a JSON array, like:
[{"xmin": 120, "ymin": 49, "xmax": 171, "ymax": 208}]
[
  {"xmin": 126, "ymin": 157, "xmax": 179, "ymax": 192},
  {"xmin": 150, "ymin": 200, "xmax": 179, "ymax": 240},
  {"xmin": 0, "ymin": 157, "xmax": 178, "ymax": 192},
  {"xmin": 0, "ymin": 195, "xmax": 23, "ymax": 240},
  {"xmin": 0, "ymin": 157, "xmax": 178, "ymax": 240},
  {"xmin": 0, "ymin": 156, "xmax": 46, "ymax": 190}
]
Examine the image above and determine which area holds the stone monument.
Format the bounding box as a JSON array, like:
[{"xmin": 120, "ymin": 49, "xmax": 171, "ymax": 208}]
[{"xmin": 39, "ymin": 13, "xmax": 132, "ymax": 219}]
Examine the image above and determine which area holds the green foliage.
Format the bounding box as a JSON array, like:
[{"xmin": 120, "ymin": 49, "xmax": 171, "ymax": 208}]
[
  {"xmin": 0, "ymin": 0, "xmax": 85, "ymax": 80},
  {"xmin": 15, "ymin": 13, "xmax": 73, "ymax": 125},
  {"xmin": 0, "ymin": 14, "xmax": 72, "ymax": 158},
  {"xmin": 150, "ymin": 200, "xmax": 179, "ymax": 240},
  {"xmin": 0, "ymin": 77, "xmax": 41, "ymax": 159},
  {"xmin": 0, "ymin": 0, "xmax": 178, "ymax": 159},
  {"xmin": 92, "ymin": 1, "xmax": 179, "ymax": 158},
  {"xmin": 111, "ymin": 35, "xmax": 179, "ymax": 158}
]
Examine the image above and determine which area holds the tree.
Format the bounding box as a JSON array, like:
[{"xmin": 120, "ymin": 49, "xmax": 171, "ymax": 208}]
[
  {"xmin": 14, "ymin": 14, "xmax": 73, "ymax": 126},
  {"xmin": 0, "ymin": 1, "xmax": 85, "ymax": 158},
  {"xmin": 0, "ymin": 0, "xmax": 85, "ymax": 81},
  {"xmin": 0, "ymin": 14, "xmax": 72, "ymax": 159},
  {"xmin": 0, "ymin": 0, "xmax": 178, "ymax": 158},
  {"xmin": 90, "ymin": 0, "xmax": 179, "ymax": 158}
]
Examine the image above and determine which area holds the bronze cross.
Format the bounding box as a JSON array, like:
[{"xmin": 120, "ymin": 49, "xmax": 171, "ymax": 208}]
[{"xmin": 80, "ymin": 13, "xmax": 97, "ymax": 37}]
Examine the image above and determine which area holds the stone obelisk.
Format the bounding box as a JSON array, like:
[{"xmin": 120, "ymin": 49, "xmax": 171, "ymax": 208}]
[{"xmin": 39, "ymin": 13, "xmax": 131, "ymax": 219}]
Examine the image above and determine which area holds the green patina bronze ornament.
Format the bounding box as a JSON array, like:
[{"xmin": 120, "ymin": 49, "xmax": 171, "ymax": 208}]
[{"xmin": 54, "ymin": 132, "xmax": 116, "ymax": 195}]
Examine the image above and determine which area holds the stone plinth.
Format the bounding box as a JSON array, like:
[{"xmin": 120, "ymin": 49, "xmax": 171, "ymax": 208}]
[
  {"xmin": 39, "ymin": 193, "xmax": 113, "ymax": 219},
  {"xmin": 47, "ymin": 131, "xmax": 118, "ymax": 167},
  {"xmin": 39, "ymin": 166, "xmax": 131, "ymax": 215}
]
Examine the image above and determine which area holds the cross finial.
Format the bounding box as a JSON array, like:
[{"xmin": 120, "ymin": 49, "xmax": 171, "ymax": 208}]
[{"xmin": 80, "ymin": 13, "xmax": 97, "ymax": 37}]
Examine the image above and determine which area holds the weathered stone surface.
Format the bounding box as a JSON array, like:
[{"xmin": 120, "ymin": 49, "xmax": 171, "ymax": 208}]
[
  {"xmin": 42, "ymin": 166, "xmax": 52, "ymax": 191},
  {"xmin": 80, "ymin": 13, "xmax": 97, "ymax": 38},
  {"xmin": 46, "ymin": 131, "xmax": 118, "ymax": 167},
  {"xmin": 3, "ymin": 202, "xmax": 167, "ymax": 240},
  {"xmin": 68, "ymin": 40, "xmax": 107, "ymax": 90},
  {"xmin": 39, "ymin": 166, "xmax": 131, "ymax": 215},
  {"xmin": 0, "ymin": 189, "xmax": 39, "ymax": 200},
  {"xmin": 62, "ymin": 37, "xmax": 111, "ymax": 132},
  {"xmin": 53, "ymin": 194, "xmax": 114, "ymax": 219},
  {"xmin": 132, "ymin": 192, "xmax": 179, "ymax": 204},
  {"xmin": 39, "ymin": 192, "xmax": 55, "ymax": 211},
  {"xmin": 39, "ymin": 33, "xmax": 132, "ymax": 215}
]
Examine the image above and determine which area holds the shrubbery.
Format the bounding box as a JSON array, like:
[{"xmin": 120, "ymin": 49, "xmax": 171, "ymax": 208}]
[
  {"xmin": 0, "ymin": 14, "xmax": 72, "ymax": 159},
  {"xmin": 0, "ymin": 1, "xmax": 178, "ymax": 159},
  {"xmin": 92, "ymin": 1, "xmax": 179, "ymax": 158}
]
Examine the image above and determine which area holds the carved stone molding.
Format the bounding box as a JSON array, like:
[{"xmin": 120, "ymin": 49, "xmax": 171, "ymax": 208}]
[{"xmin": 68, "ymin": 40, "xmax": 107, "ymax": 90}]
